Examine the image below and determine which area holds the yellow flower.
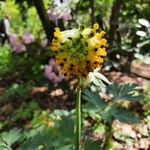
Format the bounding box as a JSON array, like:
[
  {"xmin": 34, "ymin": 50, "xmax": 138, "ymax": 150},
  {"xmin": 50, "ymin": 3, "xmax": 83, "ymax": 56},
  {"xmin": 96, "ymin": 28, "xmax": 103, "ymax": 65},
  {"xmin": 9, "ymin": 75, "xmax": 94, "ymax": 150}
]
[
  {"xmin": 54, "ymin": 27, "xmax": 61, "ymax": 39},
  {"xmin": 93, "ymin": 23, "xmax": 99, "ymax": 32},
  {"xmin": 51, "ymin": 23, "xmax": 107, "ymax": 79}
]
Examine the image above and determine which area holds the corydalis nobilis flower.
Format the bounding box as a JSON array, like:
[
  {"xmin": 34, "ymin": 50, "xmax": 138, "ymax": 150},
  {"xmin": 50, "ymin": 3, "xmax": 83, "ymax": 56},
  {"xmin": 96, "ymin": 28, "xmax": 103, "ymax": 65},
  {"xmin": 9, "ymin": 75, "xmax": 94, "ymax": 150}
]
[
  {"xmin": 44, "ymin": 59, "xmax": 64, "ymax": 83},
  {"xmin": 51, "ymin": 23, "xmax": 107, "ymax": 79},
  {"xmin": 9, "ymin": 32, "xmax": 35, "ymax": 53}
]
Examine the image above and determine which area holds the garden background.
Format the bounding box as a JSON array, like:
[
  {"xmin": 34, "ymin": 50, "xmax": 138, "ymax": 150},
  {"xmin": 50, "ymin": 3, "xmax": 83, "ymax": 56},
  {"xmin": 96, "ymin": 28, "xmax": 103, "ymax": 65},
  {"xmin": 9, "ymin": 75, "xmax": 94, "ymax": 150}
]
[{"xmin": 0, "ymin": 0, "xmax": 150, "ymax": 149}]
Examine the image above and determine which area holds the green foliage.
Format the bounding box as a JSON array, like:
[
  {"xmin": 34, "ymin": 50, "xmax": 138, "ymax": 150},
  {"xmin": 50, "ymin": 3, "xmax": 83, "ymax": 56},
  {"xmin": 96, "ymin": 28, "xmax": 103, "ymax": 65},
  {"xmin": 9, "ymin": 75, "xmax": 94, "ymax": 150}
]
[
  {"xmin": 95, "ymin": 0, "xmax": 113, "ymax": 24},
  {"xmin": 84, "ymin": 139, "xmax": 100, "ymax": 150},
  {"xmin": 0, "ymin": 0, "xmax": 149, "ymax": 149},
  {"xmin": 82, "ymin": 89, "xmax": 107, "ymax": 111},
  {"xmin": 21, "ymin": 112, "xmax": 75, "ymax": 150},
  {"xmin": 26, "ymin": 7, "xmax": 42, "ymax": 36},
  {"xmin": 100, "ymin": 104, "xmax": 139, "ymax": 124},
  {"xmin": 112, "ymin": 107, "xmax": 139, "ymax": 123},
  {"xmin": 0, "ymin": 46, "xmax": 12, "ymax": 75},
  {"xmin": 0, "ymin": 0, "xmax": 20, "ymax": 18},
  {"xmin": 59, "ymin": 116, "xmax": 74, "ymax": 139},
  {"xmin": 107, "ymin": 83, "xmax": 143, "ymax": 101},
  {"xmin": 0, "ymin": 110, "xmax": 75, "ymax": 150},
  {"xmin": 0, "ymin": 128, "xmax": 21, "ymax": 150},
  {"xmin": 21, "ymin": 128, "xmax": 59, "ymax": 150},
  {"xmin": 104, "ymin": 0, "xmax": 150, "ymax": 70},
  {"xmin": 143, "ymin": 83, "xmax": 150, "ymax": 117},
  {"xmin": 0, "ymin": 82, "xmax": 32, "ymax": 101},
  {"xmin": 134, "ymin": 18, "xmax": 150, "ymax": 64},
  {"xmin": 82, "ymin": 82, "xmax": 142, "ymax": 124},
  {"xmin": 10, "ymin": 101, "xmax": 39, "ymax": 122}
]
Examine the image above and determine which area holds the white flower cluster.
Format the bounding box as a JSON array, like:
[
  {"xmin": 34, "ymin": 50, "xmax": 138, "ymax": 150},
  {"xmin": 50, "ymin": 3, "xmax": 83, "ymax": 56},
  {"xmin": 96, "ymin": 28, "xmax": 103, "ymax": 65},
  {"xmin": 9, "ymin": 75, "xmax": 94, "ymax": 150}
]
[{"xmin": 48, "ymin": 0, "xmax": 79, "ymax": 24}]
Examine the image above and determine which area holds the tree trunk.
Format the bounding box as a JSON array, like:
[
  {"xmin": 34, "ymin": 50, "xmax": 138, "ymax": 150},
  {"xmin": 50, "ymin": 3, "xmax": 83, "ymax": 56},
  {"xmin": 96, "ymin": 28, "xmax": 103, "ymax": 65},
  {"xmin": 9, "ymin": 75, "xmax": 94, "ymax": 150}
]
[
  {"xmin": 89, "ymin": 0, "xmax": 95, "ymax": 25},
  {"xmin": 33, "ymin": 0, "xmax": 55, "ymax": 43},
  {"xmin": 109, "ymin": 0, "xmax": 122, "ymax": 45}
]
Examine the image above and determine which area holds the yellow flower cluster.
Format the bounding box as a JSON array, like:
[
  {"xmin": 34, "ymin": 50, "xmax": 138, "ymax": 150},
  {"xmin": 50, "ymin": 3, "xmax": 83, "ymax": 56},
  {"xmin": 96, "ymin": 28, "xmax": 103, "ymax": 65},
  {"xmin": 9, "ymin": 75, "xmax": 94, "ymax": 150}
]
[{"xmin": 51, "ymin": 23, "xmax": 107, "ymax": 79}]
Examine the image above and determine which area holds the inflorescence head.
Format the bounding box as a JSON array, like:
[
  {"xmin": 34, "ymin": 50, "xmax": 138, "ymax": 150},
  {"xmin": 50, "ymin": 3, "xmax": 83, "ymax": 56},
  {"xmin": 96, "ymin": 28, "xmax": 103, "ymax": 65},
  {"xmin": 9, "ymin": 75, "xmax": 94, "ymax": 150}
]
[{"xmin": 51, "ymin": 23, "xmax": 107, "ymax": 79}]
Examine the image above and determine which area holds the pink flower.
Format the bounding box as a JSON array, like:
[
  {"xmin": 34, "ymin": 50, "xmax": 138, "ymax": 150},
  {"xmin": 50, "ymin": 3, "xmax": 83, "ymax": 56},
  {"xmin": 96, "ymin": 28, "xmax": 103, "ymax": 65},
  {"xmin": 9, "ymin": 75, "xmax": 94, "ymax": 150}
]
[
  {"xmin": 44, "ymin": 59, "xmax": 63, "ymax": 83},
  {"xmin": 23, "ymin": 32, "xmax": 35, "ymax": 44},
  {"xmin": 41, "ymin": 39, "xmax": 48, "ymax": 47},
  {"xmin": 48, "ymin": 58, "xmax": 55, "ymax": 66},
  {"xmin": 9, "ymin": 33, "xmax": 26, "ymax": 53},
  {"xmin": 9, "ymin": 33, "xmax": 17, "ymax": 47},
  {"xmin": 62, "ymin": 10, "xmax": 72, "ymax": 21},
  {"xmin": 48, "ymin": 7, "xmax": 71, "ymax": 23},
  {"xmin": 53, "ymin": 76, "xmax": 63, "ymax": 83},
  {"xmin": 12, "ymin": 42, "xmax": 26, "ymax": 53},
  {"xmin": 48, "ymin": 9, "xmax": 58, "ymax": 22},
  {"xmin": 44, "ymin": 65, "xmax": 53, "ymax": 79}
]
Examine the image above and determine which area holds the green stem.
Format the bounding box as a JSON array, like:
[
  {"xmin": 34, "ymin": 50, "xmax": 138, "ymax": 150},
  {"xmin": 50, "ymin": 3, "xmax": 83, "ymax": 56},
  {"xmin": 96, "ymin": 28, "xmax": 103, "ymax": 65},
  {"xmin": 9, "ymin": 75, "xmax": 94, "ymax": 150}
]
[
  {"xmin": 75, "ymin": 77, "xmax": 82, "ymax": 150},
  {"xmin": 101, "ymin": 123, "xmax": 113, "ymax": 149}
]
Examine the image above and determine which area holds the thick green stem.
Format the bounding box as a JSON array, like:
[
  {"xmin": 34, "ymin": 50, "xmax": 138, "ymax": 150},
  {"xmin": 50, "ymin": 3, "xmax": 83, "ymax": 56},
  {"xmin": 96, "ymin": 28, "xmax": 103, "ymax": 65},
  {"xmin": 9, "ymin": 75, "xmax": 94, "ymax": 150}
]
[{"xmin": 75, "ymin": 77, "xmax": 82, "ymax": 150}]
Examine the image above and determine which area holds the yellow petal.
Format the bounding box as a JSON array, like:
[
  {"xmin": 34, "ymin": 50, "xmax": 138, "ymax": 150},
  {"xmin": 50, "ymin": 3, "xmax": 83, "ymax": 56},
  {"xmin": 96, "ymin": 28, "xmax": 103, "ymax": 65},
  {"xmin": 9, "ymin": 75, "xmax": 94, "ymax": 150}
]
[
  {"xmin": 93, "ymin": 23, "xmax": 99, "ymax": 32},
  {"xmin": 100, "ymin": 39, "xmax": 107, "ymax": 46},
  {"xmin": 97, "ymin": 48, "xmax": 107, "ymax": 56},
  {"xmin": 54, "ymin": 27, "xmax": 61, "ymax": 38}
]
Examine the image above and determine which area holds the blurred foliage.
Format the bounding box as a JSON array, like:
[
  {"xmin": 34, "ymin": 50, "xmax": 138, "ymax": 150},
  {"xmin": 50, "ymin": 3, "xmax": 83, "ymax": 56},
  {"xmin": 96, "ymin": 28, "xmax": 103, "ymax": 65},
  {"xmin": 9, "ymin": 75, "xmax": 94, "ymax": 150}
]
[
  {"xmin": 0, "ymin": 0, "xmax": 149, "ymax": 149},
  {"xmin": 0, "ymin": 0, "xmax": 20, "ymax": 18},
  {"xmin": 0, "ymin": 128, "xmax": 21, "ymax": 150},
  {"xmin": 83, "ymin": 82, "xmax": 142, "ymax": 124}
]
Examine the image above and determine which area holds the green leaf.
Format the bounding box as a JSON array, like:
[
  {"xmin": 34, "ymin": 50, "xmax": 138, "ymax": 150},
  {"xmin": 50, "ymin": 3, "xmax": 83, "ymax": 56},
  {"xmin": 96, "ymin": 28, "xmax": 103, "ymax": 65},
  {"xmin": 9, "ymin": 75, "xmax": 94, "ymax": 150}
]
[
  {"xmin": 53, "ymin": 110, "xmax": 70, "ymax": 117},
  {"xmin": 0, "ymin": 128, "xmax": 21, "ymax": 150},
  {"xmin": 84, "ymin": 139, "xmax": 100, "ymax": 150},
  {"xmin": 59, "ymin": 116, "xmax": 74, "ymax": 139},
  {"xmin": 82, "ymin": 89, "xmax": 108, "ymax": 111},
  {"xmin": 107, "ymin": 83, "xmax": 143, "ymax": 101},
  {"xmin": 21, "ymin": 127, "xmax": 56, "ymax": 150},
  {"xmin": 84, "ymin": 102, "xmax": 101, "ymax": 112},
  {"xmin": 56, "ymin": 144, "xmax": 74, "ymax": 150},
  {"xmin": 21, "ymin": 115, "xmax": 74, "ymax": 150},
  {"xmin": 101, "ymin": 104, "xmax": 118, "ymax": 124},
  {"xmin": 113, "ymin": 108, "xmax": 140, "ymax": 124},
  {"xmin": 107, "ymin": 83, "xmax": 122, "ymax": 99},
  {"xmin": 101, "ymin": 104, "xmax": 140, "ymax": 124}
]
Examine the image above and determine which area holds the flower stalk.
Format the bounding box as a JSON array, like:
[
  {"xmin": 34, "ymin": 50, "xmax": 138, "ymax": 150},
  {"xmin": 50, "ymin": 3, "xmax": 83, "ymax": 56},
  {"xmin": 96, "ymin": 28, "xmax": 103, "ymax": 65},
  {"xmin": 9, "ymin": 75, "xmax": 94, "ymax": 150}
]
[{"xmin": 75, "ymin": 76, "xmax": 82, "ymax": 150}]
